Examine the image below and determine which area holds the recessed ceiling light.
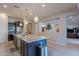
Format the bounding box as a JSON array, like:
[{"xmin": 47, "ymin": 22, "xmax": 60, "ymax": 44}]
[
  {"xmin": 3, "ymin": 5, "xmax": 7, "ymax": 8},
  {"xmin": 42, "ymin": 4, "xmax": 46, "ymax": 7}
]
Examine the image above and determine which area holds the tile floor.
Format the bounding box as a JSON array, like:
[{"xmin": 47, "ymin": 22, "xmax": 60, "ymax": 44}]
[
  {"xmin": 0, "ymin": 41, "xmax": 20, "ymax": 56},
  {"xmin": 48, "ymin": 40, "xmax": 79, "ymax": 56},
  {"xmin": 1, "ymin": 40, "xmax": 79, "ymax": 56}
]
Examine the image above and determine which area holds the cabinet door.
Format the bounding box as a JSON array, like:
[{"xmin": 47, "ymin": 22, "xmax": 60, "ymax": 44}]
[
  {"xmin": 23, "ymin": 41, "xmax": 28, "ymax": 56},
  {"xmin": 20, "ymin": 40, "xmax": 24, "ymax": 56}
]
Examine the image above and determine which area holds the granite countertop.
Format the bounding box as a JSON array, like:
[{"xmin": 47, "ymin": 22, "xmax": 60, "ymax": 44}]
[{"xmin": 15, "ymin": 34, "xmax": 46, "ymax": 43}]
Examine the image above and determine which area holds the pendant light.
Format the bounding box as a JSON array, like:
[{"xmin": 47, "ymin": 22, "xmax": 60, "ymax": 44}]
[
  {"xmin": 34, "ymin": 16, "xmax": 39, "ymax": 23},
  {"xmin": 19, "ymin": 22, "xmax": 23, "ymax": 26}
]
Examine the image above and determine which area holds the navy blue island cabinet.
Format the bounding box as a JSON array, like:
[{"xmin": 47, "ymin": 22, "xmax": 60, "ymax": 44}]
[{"xmin": 13, "ymin": 35, "xmax": 48, "ymax": 56}]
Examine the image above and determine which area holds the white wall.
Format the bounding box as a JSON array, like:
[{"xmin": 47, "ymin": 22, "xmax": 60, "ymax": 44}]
[
  {"xmin": 32, "ymin": 22, "xmax": 36, "ymax": 35},
  {"xmin": 23, "ymin": 19, "xmax": 28, "ymax": 34},
  {"xmin": 38, "ymin": 9, "xmax": 78, "ymax": 44},
  {"xmin": 0, "ymin": 14, "xmax": 8, "ymax": 43}
]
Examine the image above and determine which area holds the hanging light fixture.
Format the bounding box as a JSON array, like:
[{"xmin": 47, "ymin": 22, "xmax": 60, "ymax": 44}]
[
  {"xmin": 34, "ymin": 16, "xmax": 39, "ymax": 23},
  {"xmin": 19, "ymin": 20, "xmax": 23, "ymax": 26},
  {"xmin": 19, "ymin": 22, "xmax": 23, "ymax": 26}
]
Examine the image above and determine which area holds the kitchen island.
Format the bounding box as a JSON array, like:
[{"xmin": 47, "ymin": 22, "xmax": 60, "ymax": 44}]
[{"xmin": 13, "ymin": 34, "xmax": 47, "ymax": 56}]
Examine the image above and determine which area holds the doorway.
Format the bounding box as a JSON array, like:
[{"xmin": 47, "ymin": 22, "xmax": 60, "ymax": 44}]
[{"xmin": 27, "ymin": 23, "xmax": 32, "ymax": 34}]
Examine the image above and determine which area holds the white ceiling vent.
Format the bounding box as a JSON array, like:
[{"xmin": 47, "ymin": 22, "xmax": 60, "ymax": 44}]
[
  {"xmin": 13, "ymin": 5, "xmax": 19, "ymax": 8},
  {"xmin": 25, "ymin": 9, "xmax": 28, "ymax": 12}
]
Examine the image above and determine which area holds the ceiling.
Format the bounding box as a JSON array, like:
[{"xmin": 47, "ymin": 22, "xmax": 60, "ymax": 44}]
[{"xmin": 0, "ymin": 3, "xmax": 78, "ymax": 20}]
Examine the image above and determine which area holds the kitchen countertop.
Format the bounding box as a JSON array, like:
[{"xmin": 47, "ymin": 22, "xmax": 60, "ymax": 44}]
[{"xmin": 15, "ymin": 34, "xmax": 47, "ymax": 43}]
